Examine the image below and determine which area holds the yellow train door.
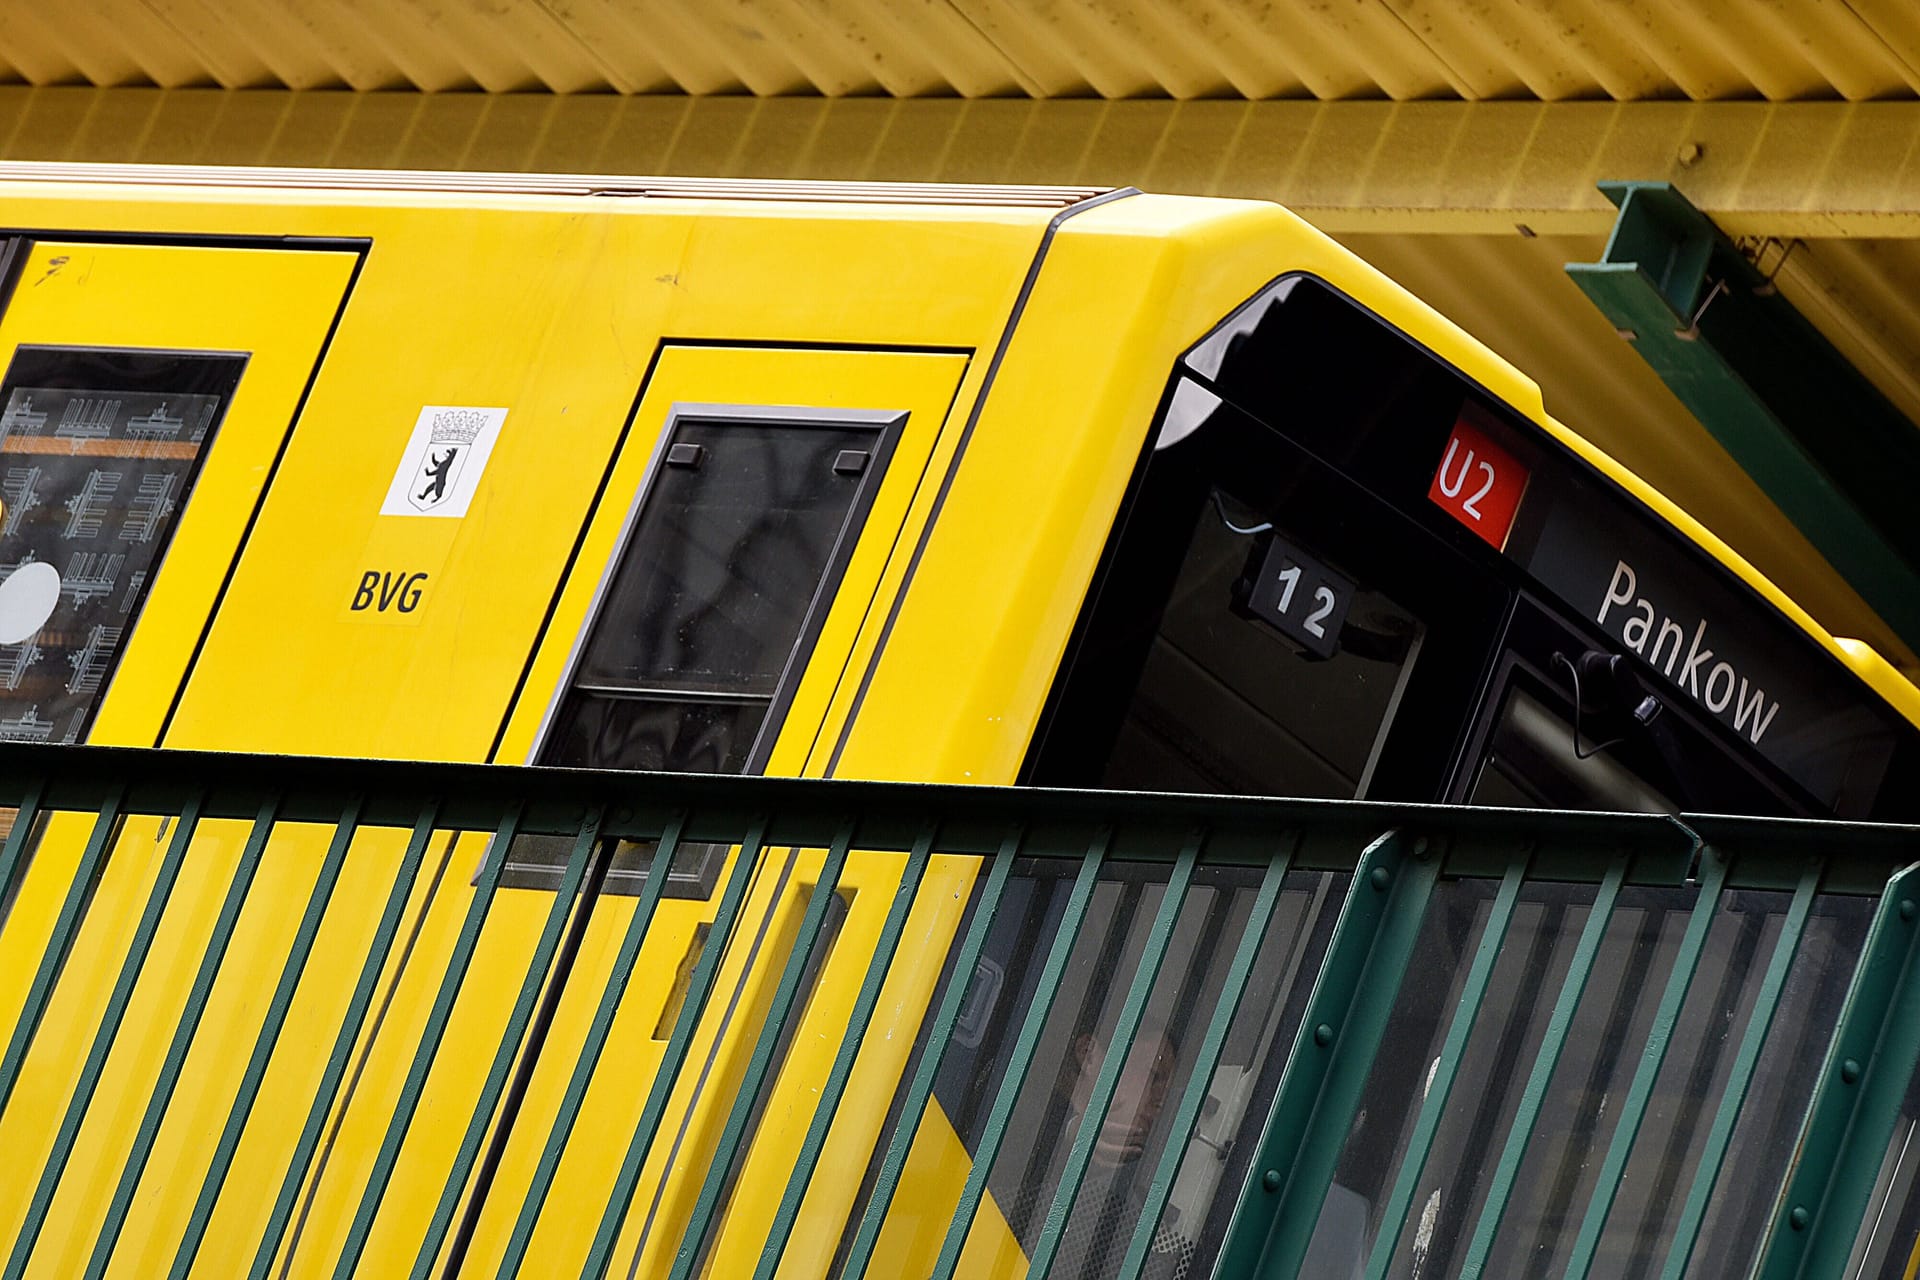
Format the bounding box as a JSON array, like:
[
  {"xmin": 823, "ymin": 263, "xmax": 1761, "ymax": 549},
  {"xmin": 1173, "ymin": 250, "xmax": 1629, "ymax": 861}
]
[
  {"xmin": 280, "ymin": 343, "xmax": 973, "ymax": 1277},
  {"xmin": 0, "ymin": 237, "xmax": 358, "ymax": 1273}
]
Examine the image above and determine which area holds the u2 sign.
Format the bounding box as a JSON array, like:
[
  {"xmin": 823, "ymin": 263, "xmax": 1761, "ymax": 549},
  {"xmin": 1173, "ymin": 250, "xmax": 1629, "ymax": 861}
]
[{"xmin": 1428, "ymin": 411, "xmax": 1528, "ymax": 550}]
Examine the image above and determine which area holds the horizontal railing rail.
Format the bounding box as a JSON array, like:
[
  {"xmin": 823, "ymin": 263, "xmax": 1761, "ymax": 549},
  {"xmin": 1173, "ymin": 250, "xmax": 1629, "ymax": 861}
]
[{"xmin": 0, "ymin": 742, "xmax": 1907, "ymax": 1279}]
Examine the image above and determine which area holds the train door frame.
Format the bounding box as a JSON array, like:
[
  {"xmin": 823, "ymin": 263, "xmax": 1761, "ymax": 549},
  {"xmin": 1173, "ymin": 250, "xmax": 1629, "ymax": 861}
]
[{"xmin": 458, "ymin": 343, "xmax": 978, "ymax": 1279}]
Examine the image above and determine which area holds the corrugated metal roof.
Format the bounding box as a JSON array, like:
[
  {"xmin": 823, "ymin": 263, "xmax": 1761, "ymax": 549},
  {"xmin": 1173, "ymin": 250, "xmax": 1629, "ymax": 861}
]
[{"xmin": 5, "ymin": 0, "xmax": 1920, "ymax": 101}]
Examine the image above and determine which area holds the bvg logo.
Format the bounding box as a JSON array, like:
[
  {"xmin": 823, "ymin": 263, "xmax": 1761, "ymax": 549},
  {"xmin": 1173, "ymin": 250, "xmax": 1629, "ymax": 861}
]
[
  {"xmin": 351, "ymin": 570, "xmax": 428, "ymax": 614},
  {"xmin": 406, "ymin": 409, "xmax": 487, "ymax": 513}
]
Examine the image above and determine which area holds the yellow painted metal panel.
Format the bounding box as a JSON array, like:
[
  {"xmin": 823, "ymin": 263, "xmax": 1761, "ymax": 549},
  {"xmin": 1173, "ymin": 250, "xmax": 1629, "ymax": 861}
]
[
  {"xmin": 303, "ymin": 346, "xmax": 971, "ymax": 1278},
  {"xmin": 0, "ymin": 187, "xmax": 1040, "ymax": 1277},
  {"xmin": 161, "ymin": 203, "xmax": 1039, "ymax": 762}
]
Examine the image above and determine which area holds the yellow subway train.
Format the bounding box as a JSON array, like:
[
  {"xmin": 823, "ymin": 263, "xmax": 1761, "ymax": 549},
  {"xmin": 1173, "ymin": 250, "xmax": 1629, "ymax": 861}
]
[{"xmin": 0, "ymin": 164, "xmax": 1910, "ymax": 1278}]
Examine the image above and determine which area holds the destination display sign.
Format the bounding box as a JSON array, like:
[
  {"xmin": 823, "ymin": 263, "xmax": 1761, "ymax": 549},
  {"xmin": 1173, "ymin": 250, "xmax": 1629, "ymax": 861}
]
[{"xmin": 1519, "ymin": 480, "xmax": 1894, "ymax": 812}]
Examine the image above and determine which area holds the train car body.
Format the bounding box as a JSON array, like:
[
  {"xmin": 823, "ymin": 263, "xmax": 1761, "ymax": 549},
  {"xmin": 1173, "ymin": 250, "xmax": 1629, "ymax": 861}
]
[{"xmin": 0, "ymin": 166, "xmax": 1910, "ymax": 1277}]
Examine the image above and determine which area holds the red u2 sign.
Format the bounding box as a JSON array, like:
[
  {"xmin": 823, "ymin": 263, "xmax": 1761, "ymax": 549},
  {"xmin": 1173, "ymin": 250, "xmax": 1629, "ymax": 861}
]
[{"xmin": 1428, "ymin": 412, "xmax": 1528, "ymax": 550}]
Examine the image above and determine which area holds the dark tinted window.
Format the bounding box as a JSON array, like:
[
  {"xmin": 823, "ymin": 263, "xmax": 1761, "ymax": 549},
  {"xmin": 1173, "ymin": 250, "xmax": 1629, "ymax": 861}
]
[
  {"xmin": 1027, "ymin": 384, "xmax": 1504, "ymax": 802},
  {"xmin": 514, "ymin": 407, "xmax": 898, "ymax": 896},
  {"xmin": 0, "ymin": 345, "xmax": 243, "ymax": 745},
  {"xmin": 574, "ymin": 421, "xmax": 879, "ymax": 698},
  {"xmin": 544, "ymin": 413, "xmax": 893, "ymax": 774}
]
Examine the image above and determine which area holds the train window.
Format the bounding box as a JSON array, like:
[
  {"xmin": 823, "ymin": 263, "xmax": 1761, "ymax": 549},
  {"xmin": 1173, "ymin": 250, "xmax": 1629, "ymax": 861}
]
[
  {"xmin": 1470, "ymin": 687, "xmax": 1676, "ymax": 814},
  {"xmin": 1460, "ymin": 599, "xmax": 1801, "ymax": 816},
  {"xmin": 1027, "ymin": 385, "xmax": 1504, "ymax": 802},
  {"xmin": 0, "ymin": 345, "xmax": 242, "ymax": 746},
  {"xmin": 1130, "ymin": 272, "xmax": 1908, "ymax": 818},
  {"xmin": 510, "ymin": 405, "xmax": 901, "ymax": 894}
]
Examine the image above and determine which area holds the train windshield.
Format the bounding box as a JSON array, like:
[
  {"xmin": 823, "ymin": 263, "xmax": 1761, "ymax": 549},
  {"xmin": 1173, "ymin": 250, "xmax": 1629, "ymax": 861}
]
[{"xmin": 1030, "ymin": 274, "xmax": 1907, "ymax": 819}]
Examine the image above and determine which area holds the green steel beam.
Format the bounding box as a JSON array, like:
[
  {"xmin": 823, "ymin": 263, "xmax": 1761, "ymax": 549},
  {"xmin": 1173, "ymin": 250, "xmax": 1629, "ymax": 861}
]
[
  {"xmin": 1567, "ymin": 181, "xmax": 1920, "ymax": 652},
  {"xmin": 86, "ymin": 796, "xmax": 282, "ymax": 1280},
  {"xmin": 1116, "ymin": 841, "xmax": 1297, "ymax": 1280},
  {"xmin": 249, "ymin": 804, "xmax": 440, "ymax": 1280},
  {"xmin": 497, "ymin": 813, "xmax": 687, "ymax": 1280},
  {"xmin": 8, "ymin": 797, "xmax": 202, "ymax": 1279},
  {"xmin": 751, "ymin": 826, "xmax": 939, "ymax": 1280},
  {"xmin": 925, "ymin": 830, "xmax": 1110, "ymax": 1280},
  {"xmin": 1457, "ymin": 859, "xmax": 1629, "ymax": 1278},
  {"xmin": 173, "ymin": 797, "xmax": 362, "ymax": 1280},
  {"xmin": 667, "ymin": 821, "xmax": 859, "ymax": 1280},
  {"xmin": 1214, "ymin": 829, "xmax": 1443, "ymax": 1280},
  {"xmin": 410, "ymin": 808, "xmax": 605, "ymax": 1278},
  {"xmin": 1753, "ymin": 861, "xmax": 1920, "ymax": 1280},
  {"xmin": 1363, "ymin": 858, "xmax": 1528, "ymax": 1280},
  {"xmin": 583, "ymin": 819, "xmax": 770, "ymax": 1280},
  {"xmin": 1025, "ymin": 831, "xmax": 1201, "ymax": 1280}
]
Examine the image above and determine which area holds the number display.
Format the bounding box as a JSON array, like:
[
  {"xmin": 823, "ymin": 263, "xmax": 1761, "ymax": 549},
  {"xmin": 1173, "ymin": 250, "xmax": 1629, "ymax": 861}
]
[{"xmin": 1244, "ymin": 536, "xmax": 1355, "ymax": 659}]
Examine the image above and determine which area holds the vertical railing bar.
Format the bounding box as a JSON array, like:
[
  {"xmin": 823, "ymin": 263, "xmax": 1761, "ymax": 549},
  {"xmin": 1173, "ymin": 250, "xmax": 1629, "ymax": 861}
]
[
  {"xmin": 0, "ymin": 787, "xmax": 123, "ymax": 1118},
  {"xmin": 495, "ymin": 813, "xmax": 688, "ymax": 1280},
  {"xmin": 1564, "ymin": 848, "xmax": 1731, "ymax": 1280},
  {"xmin": 247, "ymin": 801, "xmax": 440, "ymax": 1280},
  {"xmin": 3, "ymin": 795, "xmax": 203, "ymax": 1280},
  {"xmin": 1213, "ymin": 830, "xmax": 1440, "ymax": 1280},
  {"xmin": 926, "ymin": 828, "xmax": 1111, "ymax": 1280},
  {"xmin": 1026, "ymin": 830, "xmax": 1203, "ymax": 1279},
  {"xmin": 666, "ymin": 819, "xmax": 861, "ymax": 1280},
  {"xmin": 1457, "ymin": 857, "xmax": 1627, "ymax": 1278},
  {"xmin": 81, "ymin": 795, "xmax": 282, "ymax": 1280},
  {"xmin": 247, "ymin": 802, "xmax": 439, "ymax": 1280},
  {"xmin": 0, "ymin": 777, "xmax": 47, "ymax": 923},
  {"xmin": 1750, "ymin": 859, "xmax": 1920, "ymax": 1280},
  {"xmin": 328, "ymin": 803, "xmax": 525, "ymax": 1280},
  {"xmin": 582, "ymin": 817, "xmax": 770, "ymax": 1280},
  {"xmin": 169, "ymin": 796, "xmax": 365, "ymax": 1279},
  {"xmin": 409, "ymin": 807, "xmax": 606, "ymax": 1280},
  {"xmin": 1659, "ymin": 862, "xmax": 1819, "ymax": 1280},
  {"xmin": 1114, "ymin": 835, "xmax": 1299, "ymax": 1280},
  {"xmin": 837, "ymin": 827, "xmax": 1024, "ymax": 1280},
  {"xmin": 1363, "ymin": 855, "xmax": 1529, "ymax": 1280},
  {"xmin": 750, "ymin": 822, "xmax": 941, "ymax": 1280}
]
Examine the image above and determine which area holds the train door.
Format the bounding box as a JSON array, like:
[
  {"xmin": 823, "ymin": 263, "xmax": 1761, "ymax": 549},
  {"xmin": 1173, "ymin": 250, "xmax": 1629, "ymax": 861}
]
[
  {"xmin": 0, "ymin": 238, "xmax": 357, "ymax": 1264},
  {"xmin": 0, "ymin": 239, "xmax": 355, "ymax": 749},
  {"xmin": 406, "ymin": 344, "xmax": 971, "ymax": 1277}
]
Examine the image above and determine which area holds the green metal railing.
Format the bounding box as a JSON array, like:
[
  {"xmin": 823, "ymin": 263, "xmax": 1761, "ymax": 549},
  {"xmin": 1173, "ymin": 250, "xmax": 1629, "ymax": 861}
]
[{"xmin": 0, "ymin": 742, "xmax": 1912, "ymax": 1278}]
